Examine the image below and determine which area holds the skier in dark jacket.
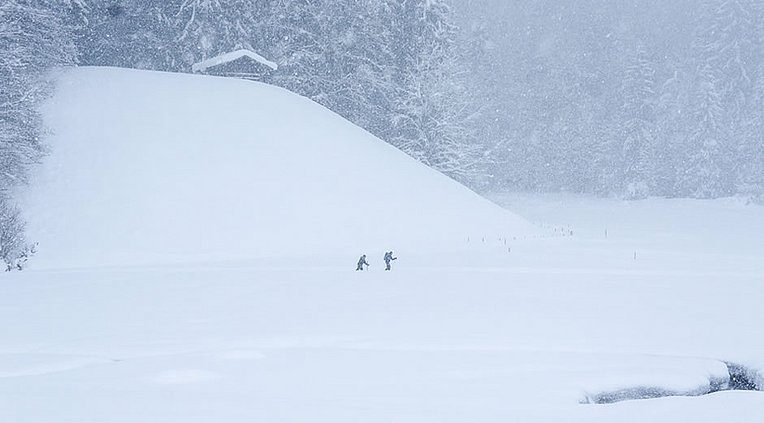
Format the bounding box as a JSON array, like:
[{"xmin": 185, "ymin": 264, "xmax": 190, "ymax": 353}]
[
  {"xmin": 383, "ymin": 251, "xmax": 397, "ymax": 271},
  {"xmin": 356, "ymin": 254, "xmax": 369, "ymax": 271}
]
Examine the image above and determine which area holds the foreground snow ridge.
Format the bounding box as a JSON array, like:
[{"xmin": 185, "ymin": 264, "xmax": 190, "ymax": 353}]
[
  {"xmin": 582, "ymin": 361, "xmax": 762, "ymax": 404},
  {"xmin": 26, "ymin": 67, "xmax": 530, "ymax": 268}
]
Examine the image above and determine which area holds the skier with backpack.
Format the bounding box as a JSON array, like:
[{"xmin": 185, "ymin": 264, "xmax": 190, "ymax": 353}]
[{"xmin": 383, "ymin": 251, "xmax": 397, "ymax": 271}]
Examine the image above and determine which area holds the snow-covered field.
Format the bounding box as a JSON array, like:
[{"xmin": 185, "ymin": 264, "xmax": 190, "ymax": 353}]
[{"xmin": 1, "ymin": 68, "xmax": 762, "ymax": 422}]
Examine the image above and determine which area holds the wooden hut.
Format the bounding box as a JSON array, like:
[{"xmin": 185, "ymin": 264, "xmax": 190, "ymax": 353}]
[{"xmin": 191, "ymin": 49, "xmax": 278, "ymax": 81}]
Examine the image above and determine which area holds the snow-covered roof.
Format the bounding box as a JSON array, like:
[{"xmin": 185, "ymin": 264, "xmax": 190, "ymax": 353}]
[{"xmin": 191, "ymin": 49, "xmax": 278, "ymax": 73}]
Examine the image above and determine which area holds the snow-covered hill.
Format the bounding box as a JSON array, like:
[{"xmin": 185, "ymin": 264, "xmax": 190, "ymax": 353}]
[{"xmin": 23, "ymin": 67, "xmax": 529, "ymax": 268}]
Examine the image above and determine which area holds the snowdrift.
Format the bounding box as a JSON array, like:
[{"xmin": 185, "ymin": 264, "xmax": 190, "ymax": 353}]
[{"xmin": 24, "ymin": 67, "xmax": 529, "ymax": 267}]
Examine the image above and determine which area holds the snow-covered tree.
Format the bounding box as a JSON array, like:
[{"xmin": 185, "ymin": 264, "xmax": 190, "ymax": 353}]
[
  {"xmin": 654, "ymin": 68, "xmax": 692, "ymax": 197},
  {"xmin": 735, "ymin": 2, "xmax": 764, "ymax": 200},
  {"xmin": 681, "ymin": 64, "xmax": 731, "ymax": 198},
  {"xmin": 619, "ymin": 42, "xmax": 657, "ymax": 199},
  {"xmin": 390, "ymin": 53, "xmax": 482, "ymax": 183},
  {"xmin": 385, "ymin": 0, "xmax": 483, "ymax": 183},
  {"xmin": 699, "ymin": 0, "xmax": 759, "ymax": 116},
  {"xmin": 679, "ymin": 0, "xmax": 759, "ymax": 198},
  {"xmin": 0, "ymin": 198, "xmax": 27, "ymax": 268},
  {"xmin": 268, "ymin": 0, "xmax": 398, "ymax": 136},
  {"xmin": 0, "ymin": 0, "xmax": 75, "ymax": 262},
  {"xmin": 75, "ymin": 1, "xmax": 174, "ymax": 69},
  {"xmin": 738, "ymin": 60, "xmax": 764, "ymax": 200},
  {"xmin": 0, "ymin": 1, "xmax": 75, "ymax": 187}
]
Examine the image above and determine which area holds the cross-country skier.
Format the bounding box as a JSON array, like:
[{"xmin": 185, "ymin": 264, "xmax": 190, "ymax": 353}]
[
  {"xmin": 356, "ymin": 254, "xmax": 370, "ymax": 271},
  {"xmin": 383, "ymin": 251, "xmax": 397, "ymax": 271}
]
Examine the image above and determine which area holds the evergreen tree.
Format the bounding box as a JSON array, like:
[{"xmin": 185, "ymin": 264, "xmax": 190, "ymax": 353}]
[
  {"xmin": 0, "ymin": 0, "xmax": 76, "ymax": 263},
  {"xmin": 736, "ymin": 1, "xmax": 764, "ymax": 200},
  {"xmin": 0, "ymin": 0, "xmax": 76, "ymax": 188},
  {"xmin": 76, "ymin": 1, "xmax": 176, "ymax": 70},
  {"xmin": 0, "ymin": 198, "xmax": 26, "ymax": 267},
  {"xmin": 680, "ymin": 0, "xmax": 759, "ymax": 197},
  {"xmin": 682, "ymin": 63, "xmax": 731, "ymax": 197},
  {"xmin": 458, "ymin": 17, "xmax": 509, "ymax": 190},
  {"xmin": 619, "ymin": 41, "xmax": 657, "ymax": 199},
  {"xmin": 738, "ymin": 59, "xmax": 764, "ymax": 200},
  {"xmin": 269, "ymin": 0, "xmax": 397, "ymax": 136},
  {"xmin": 654, "ymin": 68, "xmax": 692, "ymax": 197},
  {"xmin": 386, "ymin": 0, "xmax": 482, "ymax": 183},
  {"xmin": 702, "ymin": 0, "xmax": 759, "ymax": 115}
]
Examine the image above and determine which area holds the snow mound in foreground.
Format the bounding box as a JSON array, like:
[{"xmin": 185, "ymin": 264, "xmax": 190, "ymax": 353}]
[{"xmin": 24, "ymin": 67, "xmax": 529, "ymax": 267}]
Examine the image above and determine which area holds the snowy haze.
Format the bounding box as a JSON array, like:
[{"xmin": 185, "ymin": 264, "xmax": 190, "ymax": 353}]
[
  {"xmin": 455, "ymin": 0, "xmax": 763, "ymax": 197},
  {"xmin": 1, "ymin": 1, "xmax": 763, "ymax": 422}
]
